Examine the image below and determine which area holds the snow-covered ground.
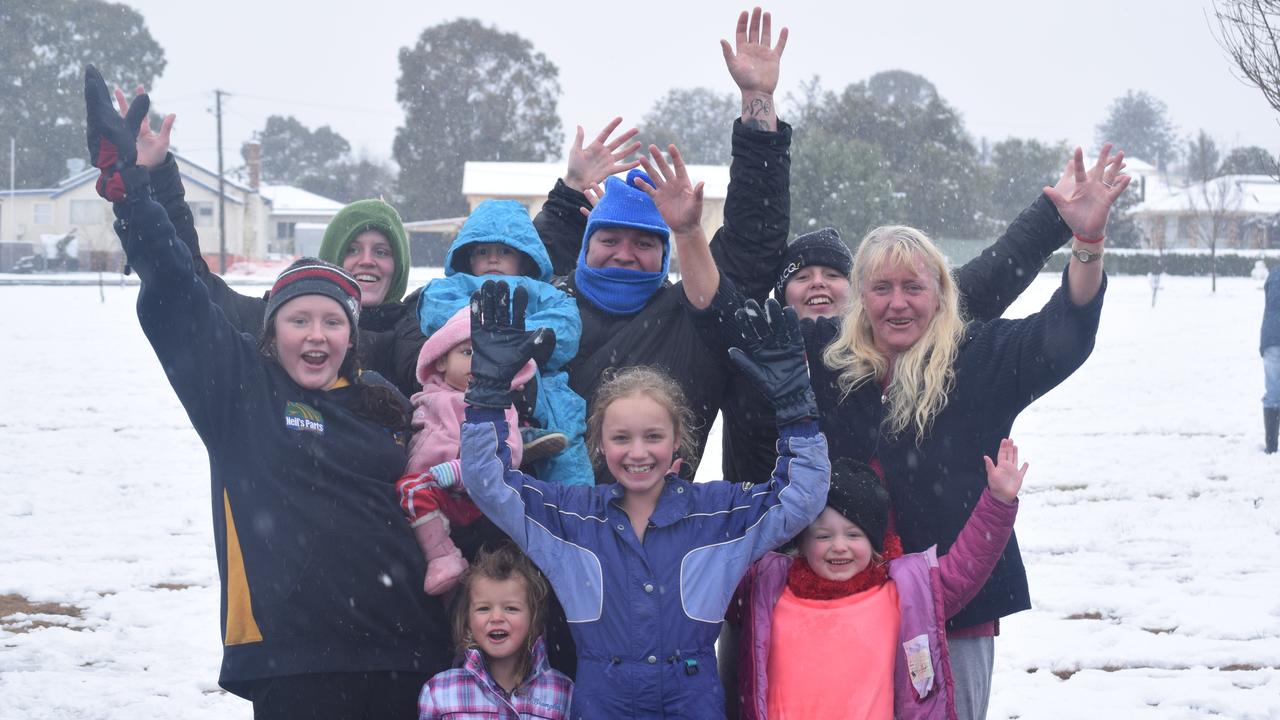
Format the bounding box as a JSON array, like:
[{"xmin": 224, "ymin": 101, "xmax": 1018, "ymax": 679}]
[{"xmin": 1, "ymin": 273, "xmax": 1277, "ymax": 719}]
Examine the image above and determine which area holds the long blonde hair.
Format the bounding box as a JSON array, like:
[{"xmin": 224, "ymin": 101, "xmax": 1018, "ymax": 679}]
[{"xmin": 821, "ymin": 225, "xmax": 965, "ymax": 444}]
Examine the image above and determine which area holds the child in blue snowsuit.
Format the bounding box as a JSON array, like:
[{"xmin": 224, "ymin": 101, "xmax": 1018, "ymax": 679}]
[
  {"xmin": 457, "ymin": 280, "xmax": 830, "ymax": 719},
  {"xmin": 418, "ymin": 200, "xmax": 591, "ymax": 485}
]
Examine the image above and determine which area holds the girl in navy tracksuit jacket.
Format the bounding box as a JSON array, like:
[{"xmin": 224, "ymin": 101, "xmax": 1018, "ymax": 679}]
[{"xmin": 456, "ymin": 280, "xmax": 830, "ymax": 719}]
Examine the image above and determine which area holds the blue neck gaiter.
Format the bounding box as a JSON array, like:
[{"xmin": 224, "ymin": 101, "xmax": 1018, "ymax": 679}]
[{"xmin": 574, "ymin": 262, "xmax": 667, "ymax": 316}]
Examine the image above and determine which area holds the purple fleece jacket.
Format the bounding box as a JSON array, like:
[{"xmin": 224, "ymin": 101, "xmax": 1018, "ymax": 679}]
[{"xmin": 732, "ymin": 489, "xmax": 1017, "ymax": 720}]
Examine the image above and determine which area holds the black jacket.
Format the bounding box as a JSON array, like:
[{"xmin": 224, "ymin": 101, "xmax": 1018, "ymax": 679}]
[
  {"xmin": 533, "ymin": 120, "xmax": 792, "ymax": 482},
  {"xmin": 134, "ymin": 154, "xmax": 426, "ymax": 398},
  {"xmin": 805, "ymin": 267, "xmax": 1105, "ymax": 629},
  {"xmin": 116, "ymin": 186, "xmax": 451, "ymax": 696},
  {"xmin": 720, "ymin": 194, "xmax": 1075, "ymax": 486}
]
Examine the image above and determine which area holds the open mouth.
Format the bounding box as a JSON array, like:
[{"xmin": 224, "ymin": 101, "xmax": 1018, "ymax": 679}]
[
  {"xmin": 886, "ymin": 318, "xmax": 913, "ymax": 328},
  {"xmin": 804, "ymin": 295, "xmax": 833, "ymax": 307},
  {"xmin": 301, "ymin": 351, "xmax": 328, "ymax": 367},
  {"xmin": 624, "ymin": 464, "xmax": 655, "ymax": 475},
  {"xmin": 486, "ymin": 629, "xmax": 510, "ymax": 643},
  {"xmin": 354, "ymin": 273, "xmax": 379, "ymax": 284},
  {"xmin": 826, "ymin": 558, "xmax": 853, "ymax": 566}
]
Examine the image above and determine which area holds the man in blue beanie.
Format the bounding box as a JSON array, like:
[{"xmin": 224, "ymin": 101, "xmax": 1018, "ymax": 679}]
[{"xmin": 532, "ymin": 7, "xmax": 793, "ymax": 484}]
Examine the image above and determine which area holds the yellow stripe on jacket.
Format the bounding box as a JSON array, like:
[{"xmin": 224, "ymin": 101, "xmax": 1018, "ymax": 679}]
[{"xmin": 223, "ymin": 489, "xmax": 263, "ymax": 646}]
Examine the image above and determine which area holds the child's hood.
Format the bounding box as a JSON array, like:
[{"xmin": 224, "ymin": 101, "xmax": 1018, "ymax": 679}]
[
  {"xmin": 416, "ymin": 306, "xmax": 537, "ymax": 389},
  {"xmin": 444, "ymin": 199, "xmax": 553, "ymax": 282}
]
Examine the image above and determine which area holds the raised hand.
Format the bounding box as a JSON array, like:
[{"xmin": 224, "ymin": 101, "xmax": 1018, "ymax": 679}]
[
  {"xmin": 727, "ymin": 298, "xmax": 818, "ymax": 427},
  {"xmin": 114, "ymin": 84, "xmax": 175, "ymax": 169},
  {"xmin": 564, "ymin": 117, "xmax": 642, "ymax": 192},
  {"xmin": 465, "ymin": 281, "xmax": 555, "ymax": 410},
  {"xmin": 85, "ymin": 65, "xmax": 148, "ymax": 201},
  {"xmin": 635, "ymin": 144, "xmax": 704, "ymax": 235},
  {"xmin": 577, "ymin": 182, "xmax": 605, "ymax": 219},
  {"xmin": 1043, "ymin": 143, "xmax": 1132, "ymax": 242},
  {"xmin": 721, "ymin": 7, "xmax": 788, "ymax": 96},
  {"xmin": 983, "ymin": 438, "xmax": 1029, "ymax": 504}
]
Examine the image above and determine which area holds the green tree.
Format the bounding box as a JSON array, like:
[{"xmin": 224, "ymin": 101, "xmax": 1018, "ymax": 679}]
[
  {"xmin": 791, "ymin": 72, "xmax": 988, "ymax": 239},
  {"xmin": 306, "ymin": 154, "xmax": 399, "ymax": 205},
  {"xmin": 393, "ymin": 19, "xmax": 562, "ymax": 220},
  {"xmin": 635, "ymin": 88, "xmax": 738, "ymax": 165},
  {"xmin": 1219, "ymin": 145, "xmax": 1279, "ymax": 175},
  {"xmin": 984, "ymin": 138, "xmax": 1070, "ymax": 227},
  {"xmin": 243, "ymin": 115, "xmax": 350, "ymax": 186},
  {"xmin": 1097, "ymin": 90, "xmax": 1178, "ymax": 170},
  {"xmin": 0, "ymin": 0, "xmax": 165, "ymax": 188},
  {"xmin": 789, "ymin": 126, "xmax": 900, "ymax": 240},
  {"xmin": 243, "ymin": 118, "xmax": 399, "ymax": 204},
  {"xmin": 1185, "ymin": 130, "xmax": 1222, "ymax": 182}
]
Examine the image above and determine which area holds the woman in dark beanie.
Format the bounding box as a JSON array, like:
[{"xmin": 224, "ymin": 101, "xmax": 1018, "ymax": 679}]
[
  {"xmin": 88, "ymin": 66, "xmax": 450, "ymax": 718},
  {"xmin": 720, "ymin": 146, "xmax": 1130, "ymax": 489}
]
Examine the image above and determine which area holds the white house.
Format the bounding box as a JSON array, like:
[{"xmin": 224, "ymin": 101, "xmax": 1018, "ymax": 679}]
[
  {"xmin": 459, "ymin": 161, "xmax": 731, "ymax": 239},
  {"xmin": 0, "ymin": 153, "xmax": 345, "ymax": 272},
  {"xmin": 1130, "ymin": 173, "xmax": 1280, "ymax": 250}
]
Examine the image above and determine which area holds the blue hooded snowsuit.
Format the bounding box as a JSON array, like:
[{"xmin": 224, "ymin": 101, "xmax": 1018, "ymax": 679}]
[
  {"xmin": 418, "ymin": 200, "xmax": 591, "ymax": 486},
  {"xmin": 460, "ymin": 406, "xmax": 831, "ymax": 719}
]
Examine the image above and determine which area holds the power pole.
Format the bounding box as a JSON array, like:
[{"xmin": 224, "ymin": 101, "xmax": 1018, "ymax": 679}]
[
  {"xmin": 7, "ymin": 137, "xmax": 14, "ymax": 245},
  {"xmin": 215, "ymin": 89, "xmax": 227, "ymax": 273}
]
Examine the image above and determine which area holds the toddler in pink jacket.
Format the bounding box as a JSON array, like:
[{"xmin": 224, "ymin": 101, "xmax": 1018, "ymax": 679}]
[{"xmin": 396, "ymin": 307, "xmax": 534, "ymax": 595}]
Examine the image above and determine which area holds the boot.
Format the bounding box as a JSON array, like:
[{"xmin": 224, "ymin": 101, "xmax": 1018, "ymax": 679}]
[
  {"xmin": 1265, "ymin": 407, "xmax": 1279, "ymax": 454},
  {"xmin": 521, "ymin": 426, "xmax": 569, "ymax": 463},
  {"xmin": 412, "ymin": 512, "xmax": 468, "ymax": 595}
]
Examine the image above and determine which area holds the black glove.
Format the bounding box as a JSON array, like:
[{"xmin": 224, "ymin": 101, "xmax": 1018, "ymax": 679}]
[
  {"xmin": 466, "ymin": 280, "xmax": 556, "ymax": 410},
  {"xmin": 85, "ymin": 64, "xmax": 149, "ymax": 202},
  {"xmin": 727, "ymin": 298, "xmax": 819, "ymax": 427}
]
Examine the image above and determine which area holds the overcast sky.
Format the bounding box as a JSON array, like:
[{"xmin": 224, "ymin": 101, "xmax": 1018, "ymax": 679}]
[{"xmin": 116, "ymin": 0, "xmax": 1277, "ymax": 177}]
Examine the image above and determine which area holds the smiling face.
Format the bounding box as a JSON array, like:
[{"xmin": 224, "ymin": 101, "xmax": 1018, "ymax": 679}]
[
  {"xmin": 272, "ymin": 294, "xmax": 351, "ymax": 390},
  {"xmin": 468, "ymin": 242, "xmax": 523, "ymax": 277},
  {"xmin": 467, "ymin": 575, "xmax": 532, "ymax": 664},
  {"xmin": 600, "ymin": 392, "xmax": 679, "ymax": 503},
  {"xmin": 861, "ymin": 254, "xmax": 939, "ymax": 360},
  {"xmin": 784, "ymin": 264, "xmax": 853, "ymax": 321},
  {"xmin": 585, "ymin": 227, "xmax": 665, "ymax": 273},
  {"xmin": 435, "ymin": 340, "xmax": 473, "ymax": 392},
  {"xmin": 800, "ymin": 507, "xmax": 875, "ymax": 581},
  {"xmin": 341, "ymin": 230, "xmax": 395, "ymax": 306}
]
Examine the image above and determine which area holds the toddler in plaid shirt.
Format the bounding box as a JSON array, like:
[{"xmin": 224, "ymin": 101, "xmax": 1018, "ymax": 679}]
[{"xmin": 418, "ymin": 543, "xmax": 572, "ymax": 720}]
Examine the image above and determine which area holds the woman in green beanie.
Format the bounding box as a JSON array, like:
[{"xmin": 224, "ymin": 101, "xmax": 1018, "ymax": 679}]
[{"xmin": 317, "ymin": 198, "xmax": 411, "ymax": 309}]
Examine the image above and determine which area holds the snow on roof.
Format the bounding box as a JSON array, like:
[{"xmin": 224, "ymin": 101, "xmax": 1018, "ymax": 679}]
[
  {"xmin": 258, "ymin": 184, "xmax": 344, "ymax": 216},
  {"xmin": 1131, "ymin": 174, "xmax": 1280, "ymax": 216},
  {"xmin": 462, "ymin": 161, "xmax": 731, "ymax": 200}
]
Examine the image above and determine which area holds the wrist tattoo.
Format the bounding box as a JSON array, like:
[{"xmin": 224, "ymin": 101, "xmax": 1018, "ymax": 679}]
[{"xmin": 742, "ymin": 96, "xmax": 774, "ymax": 131}]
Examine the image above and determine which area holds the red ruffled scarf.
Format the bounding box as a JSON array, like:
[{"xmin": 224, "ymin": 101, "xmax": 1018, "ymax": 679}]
[{"xmin": 786, "ymin": 533, "xmax": 904, "ymax": 600}]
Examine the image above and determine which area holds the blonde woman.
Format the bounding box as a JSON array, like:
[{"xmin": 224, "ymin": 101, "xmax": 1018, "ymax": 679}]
[{"xmin": 796, "ymin": 146, "xmax": 1127, "ymax": 718}]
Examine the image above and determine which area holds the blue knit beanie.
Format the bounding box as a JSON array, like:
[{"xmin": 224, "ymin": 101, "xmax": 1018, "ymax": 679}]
[
  {"xmin": 573, "ymin": 169, "xmax": 673, "ymax": 316},
  {"xmin": 583, "ymin": 169, "xmax": 671, "ymax": 248}
]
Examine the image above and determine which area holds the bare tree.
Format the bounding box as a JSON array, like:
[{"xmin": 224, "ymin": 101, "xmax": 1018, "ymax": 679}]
[
  {"xmin": 1212, "ymin": 1, "xmax": 1280, "ymax": 119},
  {"xmin": 1186, "ymin": 175, "xmax": 1245, "ymax": 291}
]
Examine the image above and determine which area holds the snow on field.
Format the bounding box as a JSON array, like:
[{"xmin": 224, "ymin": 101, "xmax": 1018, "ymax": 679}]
[{"xmin": 1, "ymin": 272, "xmax": 1278, "ymax": 719}]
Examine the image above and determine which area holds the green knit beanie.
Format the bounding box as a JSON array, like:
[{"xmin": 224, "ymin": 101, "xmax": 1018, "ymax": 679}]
[{"xmin": 318, "ymin": 199, "xmax": 410, "ymax": 305}]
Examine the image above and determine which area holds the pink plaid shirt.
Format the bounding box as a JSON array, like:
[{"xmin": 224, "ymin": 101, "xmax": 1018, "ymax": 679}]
[{"xmin": 418, "ymin": 636, "xmax": 572, "ymax": 719}]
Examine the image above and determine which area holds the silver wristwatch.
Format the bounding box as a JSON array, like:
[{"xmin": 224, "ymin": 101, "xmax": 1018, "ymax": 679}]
[{"xmin": 1071, "ymin": 246, "xmax": 1101, "ymax": 264}]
